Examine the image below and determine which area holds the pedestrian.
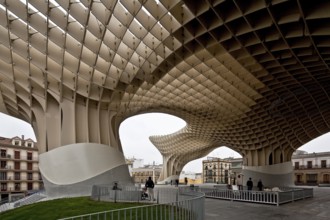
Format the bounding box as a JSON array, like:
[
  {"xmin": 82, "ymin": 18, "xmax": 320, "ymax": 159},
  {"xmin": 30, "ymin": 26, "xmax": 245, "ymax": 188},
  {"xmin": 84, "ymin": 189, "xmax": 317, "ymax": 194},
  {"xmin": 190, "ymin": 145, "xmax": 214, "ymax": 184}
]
[
  {"xmin": 145, "ymin": 176, "xmax": 155, "ymax": 201},
  {"xmin": 112, "ymin": 182, "xmax": 121, "ymax": 190},
  {"xmin": 257, "ymin": 179, "xmax": 263, "ymax": 191},
  {"xmin": 237, "ymin": 174, "xmax": 243, "ymax": 190},
  {"xmin": 246, "ymin": 177, "xmax": 253, "ymax": 191}
]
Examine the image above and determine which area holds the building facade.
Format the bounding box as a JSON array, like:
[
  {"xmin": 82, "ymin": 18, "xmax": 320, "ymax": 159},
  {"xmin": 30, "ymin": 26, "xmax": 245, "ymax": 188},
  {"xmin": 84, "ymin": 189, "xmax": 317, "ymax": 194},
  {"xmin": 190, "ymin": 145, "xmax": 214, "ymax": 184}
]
[
  {"xmin": 202, "ymin": 157, "xmax": 232, "ymax": 184},
  {"xmin": 131, "ymin": 164, "xmax": 162, "ymax": 184},
  {"xmin": 0, "ymin": 136, "xmax": 43, "ymax": 202},
  {"xmin": 292, "ymin": 151, "xmax": 330, "ymax": 186},
  {"xmin": 179, "ymin": 171, "xmax": 203, "ymax": 185}
]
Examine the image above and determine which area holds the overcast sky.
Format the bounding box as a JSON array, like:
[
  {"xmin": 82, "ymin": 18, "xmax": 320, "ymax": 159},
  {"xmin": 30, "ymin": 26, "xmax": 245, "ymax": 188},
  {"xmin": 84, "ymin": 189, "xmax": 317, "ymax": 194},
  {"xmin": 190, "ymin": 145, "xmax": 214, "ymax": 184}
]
[{"xmin": 0, "ymin": 112, "xmax": 329, "ymax": 172}]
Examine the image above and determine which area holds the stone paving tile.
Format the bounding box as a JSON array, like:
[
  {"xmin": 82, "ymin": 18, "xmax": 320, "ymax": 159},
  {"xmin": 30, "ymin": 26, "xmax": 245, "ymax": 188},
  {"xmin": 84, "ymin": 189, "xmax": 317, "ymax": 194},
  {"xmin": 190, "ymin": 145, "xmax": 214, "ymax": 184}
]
[{"xmin": 204, "ymin": 187, "xmax": 330, "ymax": 220}]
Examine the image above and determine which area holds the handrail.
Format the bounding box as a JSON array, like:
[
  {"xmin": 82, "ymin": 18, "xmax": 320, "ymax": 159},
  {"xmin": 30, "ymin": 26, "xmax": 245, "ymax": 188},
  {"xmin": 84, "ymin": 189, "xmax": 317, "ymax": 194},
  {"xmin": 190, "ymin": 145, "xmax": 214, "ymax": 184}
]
[{"xmin": 199, "ymin": 186, "xmax": 313, "ymax": 206}]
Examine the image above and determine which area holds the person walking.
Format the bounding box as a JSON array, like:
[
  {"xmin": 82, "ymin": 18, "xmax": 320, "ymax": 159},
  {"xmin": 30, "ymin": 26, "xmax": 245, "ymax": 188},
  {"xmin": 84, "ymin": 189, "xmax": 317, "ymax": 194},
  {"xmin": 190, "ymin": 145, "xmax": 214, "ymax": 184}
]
[
  {"xmin": 145, "ymin": 176, "xmax": 155, "ymax": 201},
  {"xmin": 246, "ymin": 177, "xmax": 253, "ymax": 191}
]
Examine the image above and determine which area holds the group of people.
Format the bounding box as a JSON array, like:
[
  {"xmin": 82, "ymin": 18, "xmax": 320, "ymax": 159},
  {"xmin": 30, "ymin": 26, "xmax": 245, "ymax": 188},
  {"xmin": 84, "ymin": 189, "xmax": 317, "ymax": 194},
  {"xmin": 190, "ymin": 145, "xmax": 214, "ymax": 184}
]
[{"xmin": 237, "ymin": 175, "xmax": 264, "ymax": 191}]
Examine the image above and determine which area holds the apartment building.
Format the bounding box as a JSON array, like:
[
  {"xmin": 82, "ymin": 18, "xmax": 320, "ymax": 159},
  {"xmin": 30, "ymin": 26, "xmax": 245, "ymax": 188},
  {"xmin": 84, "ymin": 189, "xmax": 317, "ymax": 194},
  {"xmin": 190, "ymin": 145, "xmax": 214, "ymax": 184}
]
[
  {"xmin": 292, "ymin": 150, "xmax": 330, "ymax": 185},
  {"xmin": 0, "ymin": 136, "xmax": 43, "ymax": 202},
  {"xmin": 131, "ymin": 164, "xmax": 162, "ymax": 184},
  {"xmin": 202, "ymin": 157, "xmax": 232, "ymax": 184}
]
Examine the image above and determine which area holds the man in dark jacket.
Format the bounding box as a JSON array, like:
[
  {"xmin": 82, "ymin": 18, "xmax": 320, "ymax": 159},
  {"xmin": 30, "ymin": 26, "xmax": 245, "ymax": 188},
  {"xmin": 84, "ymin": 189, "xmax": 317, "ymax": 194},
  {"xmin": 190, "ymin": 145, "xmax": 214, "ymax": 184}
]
[
  {"xmin": 246, "ymin": 177, "xmax": 253, "ymax": 190},
  {"xmin": 145, "ymin": 176, "xmax": 155, "ymax": 201}
]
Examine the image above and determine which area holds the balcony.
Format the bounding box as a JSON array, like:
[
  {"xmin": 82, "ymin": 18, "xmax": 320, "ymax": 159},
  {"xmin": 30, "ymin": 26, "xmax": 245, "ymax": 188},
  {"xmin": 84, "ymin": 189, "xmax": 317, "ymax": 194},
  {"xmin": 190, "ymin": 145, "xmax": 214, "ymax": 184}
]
[
  {"xmin": 0, "ymin": 177, "xmax": 42, "ymax": 182},
  {"xmin": 12, "ymin": 156, "xmax": 39, "ymax": 161},
  {"xmin": 0, "ymin": 154, "xmax": 11, "ymax": 159},
  {"xmin": 294, "ymin": 165, "xmax": 330, "ymax": 170},
  {"xmin": 0, "ymin": 165, "xmax": 12, "ymax": 170}
]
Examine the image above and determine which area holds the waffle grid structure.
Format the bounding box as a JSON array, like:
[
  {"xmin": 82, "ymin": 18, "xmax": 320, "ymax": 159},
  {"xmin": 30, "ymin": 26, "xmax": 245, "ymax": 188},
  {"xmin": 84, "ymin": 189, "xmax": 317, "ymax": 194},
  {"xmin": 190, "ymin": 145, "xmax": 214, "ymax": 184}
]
[{"xmin": 0, "ymin": 0, "xmax": 329, "ymax": 179}]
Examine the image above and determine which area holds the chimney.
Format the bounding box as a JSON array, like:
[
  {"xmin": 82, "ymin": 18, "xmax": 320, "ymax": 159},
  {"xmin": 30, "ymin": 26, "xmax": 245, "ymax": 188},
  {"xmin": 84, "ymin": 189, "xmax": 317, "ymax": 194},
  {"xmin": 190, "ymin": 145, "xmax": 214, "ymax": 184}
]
[{"xmin": 21, "ymin": 135, "xmax": 24, "ymax": 140}]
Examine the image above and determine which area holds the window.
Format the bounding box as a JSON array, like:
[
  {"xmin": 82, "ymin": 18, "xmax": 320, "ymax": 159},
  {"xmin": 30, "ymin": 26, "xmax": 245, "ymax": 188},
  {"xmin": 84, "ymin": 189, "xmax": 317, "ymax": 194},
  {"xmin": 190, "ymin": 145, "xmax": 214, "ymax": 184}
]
[
  {"xmin": 0, "ymin": 149, "xmax": 6, "ymax": 157},
  {"xmin": 27, "ymin": 163, "xmax": 33, "ymax": 170},
  {"xmin": 14, "ymin": 172, "xmax": 20, "ymax": 180},
  {"xmin": 0, "ymin": 161, "xmax": 6, "ymax": 169},
  {"xmin": 28, "ymin": 182, "xmax": 33, "ymax": 190},
  {"xmin": 27, "ymin": 142, "xmax": 33, "ymax": 148},
  {"xmin": 28, "ymin": 173, "xmax": 33, "ymax": 180},
  {"xmin": 321, "ymin": 160, "xmax": 327, "ymax": 168},
  {"xmin": 0, "ymin": 172, "xmax": 7, "ymax": 180},
  {"xmin": 14, "ymin": 151, "xmax": 20, "ymax": 159},
  {"xmin": 295, "ymin": 162, "xmax": 299, "ymax": 169},
  {"xmin": 14, "ymin": 140, "xmax": 20, "ymax": 146},
  {"xmin": 14, "ymin": 162, "xmax": 20, "ymax": 170},
  {"xmin": 296, "ymin": 174, "xmax": 302, "ymax": 183},
  {"xmin": 1, "ymin": 183, "xmax": 7, "ymax": 191},
  {"xmin": 27, "ymin": 152, "xmax": 33, "ymax": 160},
  {"xmin": 307, "ymin": 161, "xmax": 312, "ymax": 169}
]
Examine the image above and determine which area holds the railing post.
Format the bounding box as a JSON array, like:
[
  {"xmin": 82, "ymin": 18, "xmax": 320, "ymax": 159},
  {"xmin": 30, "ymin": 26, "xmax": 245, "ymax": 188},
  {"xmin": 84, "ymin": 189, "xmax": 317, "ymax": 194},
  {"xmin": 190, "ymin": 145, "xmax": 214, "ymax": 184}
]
[
  {"xmin": 276, "ymin": 192, "xmax": 279, "ymax": 206},
  {"xmin": 171, "ymin": 203, "xmax": 175, "ymax": 220},
  {"xmin": 98, "ymin": 187, "xmax": 100, "ymax": 202},
  {"xmin": 303, "ymin": 189, "xmax": 305, "ymax": 199},
  {"xmin": 138, "ymin": 189, "xmax": 140, "ymax": 203},
  {"xmin": 114, "ymin": 189, "xmax": 117, "ymax": 203},
  {"xmin": 176, "ymin": 189, "xmax": 179, "ymax": 203},
  {"xmin": 291, "ymin": 190, "xmax": 294, "ymax": 203},
  {"xmin": 157, "ymin": 190, "xmax": 159, "ymax": 204}
]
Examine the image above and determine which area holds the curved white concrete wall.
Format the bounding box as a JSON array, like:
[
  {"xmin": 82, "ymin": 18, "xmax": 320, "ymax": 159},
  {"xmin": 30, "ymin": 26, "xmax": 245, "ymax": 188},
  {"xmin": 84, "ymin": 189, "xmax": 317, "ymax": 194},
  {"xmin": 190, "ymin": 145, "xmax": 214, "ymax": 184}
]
[
  {"xmin": 39, "ymin": 143, "xmax": 132, "ymax": 197},
  {"xmin": 39, "ymin": 143, "xmax": 126, "ymax": 185},
  {"xmin": 242, "ymin": 162, "xmax": 294, "ymax": 188}
]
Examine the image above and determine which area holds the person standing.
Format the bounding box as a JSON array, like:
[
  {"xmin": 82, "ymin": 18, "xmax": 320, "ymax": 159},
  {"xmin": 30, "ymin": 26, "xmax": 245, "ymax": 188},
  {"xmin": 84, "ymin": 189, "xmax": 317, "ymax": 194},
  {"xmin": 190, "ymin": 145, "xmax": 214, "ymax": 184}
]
[
  {"xmin": 145, "ymin": 176, "xmax": 155, "ymax": 201},
  {"xmin": 237, "ymin": 174, "xmax": 243, "ymax": 190},
  {"xmin": 257, "ymin": 179, "xmax": 263, "ymax": 191},
  {"xmin": 112, "ymin": 182, "xmax": 121, "ymax": 190},
  {"xmin": 246, "ymin": 177, "xmax": 253, "ymax": 191}
]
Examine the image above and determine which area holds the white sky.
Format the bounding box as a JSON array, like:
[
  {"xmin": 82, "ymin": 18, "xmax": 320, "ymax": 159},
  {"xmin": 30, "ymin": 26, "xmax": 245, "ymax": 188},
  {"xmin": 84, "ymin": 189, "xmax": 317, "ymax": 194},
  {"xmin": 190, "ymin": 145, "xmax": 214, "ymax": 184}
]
[{"xmin": 0, "ymin": 112, "xmax": 329, "ymax": 172}]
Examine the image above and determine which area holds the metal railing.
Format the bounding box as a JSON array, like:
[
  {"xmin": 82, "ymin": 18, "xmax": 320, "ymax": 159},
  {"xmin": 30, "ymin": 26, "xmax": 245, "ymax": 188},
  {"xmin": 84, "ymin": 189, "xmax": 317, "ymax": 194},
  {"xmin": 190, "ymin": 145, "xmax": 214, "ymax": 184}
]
[
  {"xmin": 198, "ymin": 186, "xmax": 313, "ymax": 206},
  {"xmin": 60, "ymin": 186, "xmax": 205, "ymax": 220}
]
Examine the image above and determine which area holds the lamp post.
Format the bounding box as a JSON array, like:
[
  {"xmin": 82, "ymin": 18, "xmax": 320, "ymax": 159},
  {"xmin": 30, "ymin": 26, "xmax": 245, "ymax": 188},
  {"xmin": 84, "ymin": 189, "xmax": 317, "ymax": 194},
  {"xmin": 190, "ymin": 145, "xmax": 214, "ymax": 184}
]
[{"xmin": 152, "ymin": 161, "xmax": 155, "ymax": 182}]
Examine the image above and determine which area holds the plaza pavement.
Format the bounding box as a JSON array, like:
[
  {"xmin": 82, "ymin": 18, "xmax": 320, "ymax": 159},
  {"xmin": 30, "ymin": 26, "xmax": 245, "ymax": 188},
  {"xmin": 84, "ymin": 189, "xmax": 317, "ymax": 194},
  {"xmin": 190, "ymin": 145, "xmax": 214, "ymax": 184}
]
[{"xmin": 204, "ymin": 186, "xmax": 330, "ymax": 220}]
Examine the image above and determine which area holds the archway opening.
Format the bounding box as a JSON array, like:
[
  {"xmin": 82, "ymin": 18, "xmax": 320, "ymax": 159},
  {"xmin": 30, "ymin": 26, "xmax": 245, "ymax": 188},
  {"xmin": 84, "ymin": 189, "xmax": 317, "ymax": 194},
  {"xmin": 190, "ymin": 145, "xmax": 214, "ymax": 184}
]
[
  {"xmin": 119, "ymin": 113, "xmax": 186, "ymax": 166},
  {"xmin": 269, "ymin": 153, "xmax": 273, "ymax": 165},
  {"xmin": 0, "ymin": 113, "xmax": 36, "ymax": 141}
]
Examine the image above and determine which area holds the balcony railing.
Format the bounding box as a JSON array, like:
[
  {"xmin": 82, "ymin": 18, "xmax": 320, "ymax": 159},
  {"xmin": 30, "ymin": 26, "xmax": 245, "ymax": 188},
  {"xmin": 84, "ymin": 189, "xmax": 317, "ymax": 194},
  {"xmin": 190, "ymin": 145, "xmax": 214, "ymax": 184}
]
[
  {"xmin": 294, "ymin": 165, "xmax": 330, "ymax": 169},
  {"xmin": 0, "ymin": 154, "xmax": 38, "ymax": 161}
]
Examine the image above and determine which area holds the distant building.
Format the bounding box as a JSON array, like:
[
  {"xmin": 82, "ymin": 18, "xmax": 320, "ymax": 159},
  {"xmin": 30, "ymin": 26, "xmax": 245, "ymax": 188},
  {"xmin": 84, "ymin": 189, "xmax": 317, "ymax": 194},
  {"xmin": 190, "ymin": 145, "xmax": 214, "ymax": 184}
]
[
  {"xmin": 292, "ymin": 151, "xmax": 330, "ymax": 185},
  {"xmin": 179, "ymin": 171, "xmax": 203, "ymax": 185},
  {"xmin": 202, "ymin": 157, "xmax": 232, "ymax": 184},
  {"xmin": 0, "ymin": 136, "xmax": 43, "ymax": 203},
  {"xmin": 201, "ymin": 151, "xmax": 330, "ymax": 186},
  {"xmin": 131, "ymin": 164, "xmax": 162, "ymax": 184},
  {"xmin": 126, "ymin": 157, "xmax": 144, "ymax": 175}
]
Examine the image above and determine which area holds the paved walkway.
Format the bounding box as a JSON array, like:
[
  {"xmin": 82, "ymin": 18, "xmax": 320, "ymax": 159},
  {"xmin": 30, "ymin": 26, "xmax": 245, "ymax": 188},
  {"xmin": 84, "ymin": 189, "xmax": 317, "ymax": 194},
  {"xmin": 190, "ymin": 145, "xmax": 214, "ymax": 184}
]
[{"xmin": 204, "ymin": 187, "xmax": 330, "ymax": 220}]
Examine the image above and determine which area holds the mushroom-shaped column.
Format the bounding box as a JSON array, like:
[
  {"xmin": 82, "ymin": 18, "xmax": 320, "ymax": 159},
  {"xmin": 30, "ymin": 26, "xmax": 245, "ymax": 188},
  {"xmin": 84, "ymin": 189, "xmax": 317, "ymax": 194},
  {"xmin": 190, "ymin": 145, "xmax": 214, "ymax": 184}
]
[{"xmin": 32, "ymin": 95, "xmax": 132, "ymax": 197}]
